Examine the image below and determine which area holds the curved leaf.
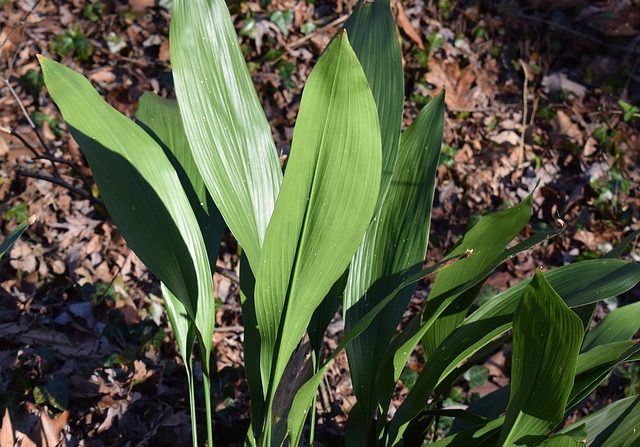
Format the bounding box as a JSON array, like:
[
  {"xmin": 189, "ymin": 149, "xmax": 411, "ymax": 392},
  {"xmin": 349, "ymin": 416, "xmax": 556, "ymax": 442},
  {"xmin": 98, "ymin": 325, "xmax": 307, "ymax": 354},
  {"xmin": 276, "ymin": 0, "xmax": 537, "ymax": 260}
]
[
  {"xmin": 582, "ymin": 301, "xmax": 640, "ymax": 351},
  {"xmin": 0, "ymin": 217, "xmax": 33, "ymax": 259},
  {"xmin": 254, "ymin": 31, "xmax": 381, "ymax": 416},
  {"xmin": 39, "ymin": 56, "xmax": 215, "ymax": 362},
  {"xmin": 170, "ymin": 0, "xmax": 282, "ymax": 269},
  {"xmin": 135, "ymin": 92, "xmax": 224, "ymax": 269},
  {"xmin": 558, "ymin": 395, "xmax": 640, "ymax": 446},
  {"xmin": 498, "ymin": 271, "xmax": 583, "ymax": 447},
  {"xmin": 386, "ymin": 259, "xmax": 640, "ymax": 445}
]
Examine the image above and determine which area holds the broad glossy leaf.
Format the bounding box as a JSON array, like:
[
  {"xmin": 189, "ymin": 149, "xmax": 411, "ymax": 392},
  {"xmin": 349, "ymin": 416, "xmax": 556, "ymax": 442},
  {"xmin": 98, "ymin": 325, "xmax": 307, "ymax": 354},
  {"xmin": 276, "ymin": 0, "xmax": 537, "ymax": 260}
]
[
  {"xmin": 170, "ymin": 0, "xmax": 282, "ymax": 270},
  {"xmin": 254, "ymin": 32, "xmax": 381, "ymax": 409},
  {"xmin": 344, "ymin": 94, "xmax": 444, "ymax": 424},
  {"xmin": 345, "ymin": 0, "xmax": 403, "ymax": 205},
  {"xmin": 498, "ymin": 272, "xmax": 583, "ymax": 447},
  {"xmin": 39, "ymin": 57, "xmax": 216, "ymax": 364},
  {"xmin": 135, "ymin": 93, "xmax": 206, "ymax": 205},
  {"xmin": 558, "ymin": 395, "xmax": 640, "ymax": 446},
  {"xmin": 135, "ymin": 92, "xmax": 224, "ymax": 268},
  {"xmin": 422, "ymin": 197, "xmax": 532, "ymax": 356},
  {"xmin": 0, "ymin": 218, "xmax": 32, "ymax": 259},
  {"xmin": 582, "ymin": 301, "xmax": 640, "ymax": 351},
  {"xmin": 386, "ymin": 259, "xmax": 640, "ymax": 445}
]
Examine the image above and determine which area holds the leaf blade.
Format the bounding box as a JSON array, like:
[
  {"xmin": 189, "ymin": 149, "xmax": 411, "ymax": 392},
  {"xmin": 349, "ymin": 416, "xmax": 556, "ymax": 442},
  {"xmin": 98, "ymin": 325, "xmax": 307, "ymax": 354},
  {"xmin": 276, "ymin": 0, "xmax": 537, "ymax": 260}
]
[
  {"xmin": 170, "ymin": 0, "xmax": 282, "ymax": 269},
  {"xmin": 254, "ymin": 32, "xmax": 381, "ymax": 411},
  {"xmin": 499, "ymin": 271, "xmax": 583, "ymax": 446},
  {"xmin": 39, "ymin": 56, "xmax": 216, "ymax": 360}
]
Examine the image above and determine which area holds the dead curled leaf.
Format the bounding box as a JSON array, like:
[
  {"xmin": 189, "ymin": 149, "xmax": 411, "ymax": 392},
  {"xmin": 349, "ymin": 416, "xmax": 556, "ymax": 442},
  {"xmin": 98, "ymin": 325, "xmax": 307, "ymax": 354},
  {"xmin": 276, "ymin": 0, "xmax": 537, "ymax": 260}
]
[{"xmin": 425, "ymin": 58, "xmax": 497, "ymax": 111}]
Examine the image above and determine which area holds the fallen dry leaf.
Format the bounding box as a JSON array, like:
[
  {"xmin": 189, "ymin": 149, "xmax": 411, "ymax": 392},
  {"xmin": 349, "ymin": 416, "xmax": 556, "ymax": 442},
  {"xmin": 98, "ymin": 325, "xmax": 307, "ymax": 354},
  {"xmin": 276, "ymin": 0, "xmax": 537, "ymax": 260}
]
[
  {"xmin": 425, "ymin": 59, "xmax": 475, "ymax": 110},
  {"xmin": 395, "ymin": 3, "xmax": 424, "ymax": 49},
  {"xmin": 129, "ymin": 0, "xmax": 155, "ymax": 12},
  {"xmin": 37, "ymin": 410, "xmax": 69, "ymax": 447}
]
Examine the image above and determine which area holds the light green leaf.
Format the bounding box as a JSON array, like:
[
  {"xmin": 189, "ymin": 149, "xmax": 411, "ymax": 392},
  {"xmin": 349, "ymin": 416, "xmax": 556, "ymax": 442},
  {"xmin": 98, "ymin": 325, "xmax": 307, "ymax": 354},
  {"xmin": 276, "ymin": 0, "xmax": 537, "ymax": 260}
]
[
  {"xmin": 386, "ymin": 259, "xmax": 640, "ymax": 445},
  {"xmin": 39, "ymin": 56, "xmax": 216, "ymax": 364},
  {"xmin": 345, "ymin": 0, "xmax": 404, "ymax": 205},
  {"xmin": 388, "ymin": 227, "xmax": 559, "ymax": 394},
  {"xmin": 422, "ymin": 197, "xmax": 533, "ymax": 356},
  {"xmin": 558, "ymin": 394, "xmax": 640, "ymax": 446},
  {"xmin": 464, "ymin": 365, "xmax": 490, "ymax": 388},
  {"xmin": 170, "ymin": 0, "xmax": 282, "ymax": 270},
  {"xmin": 582, "ymin": 301, "xmax": 640, "ymax": 351},
  {"xmin": 254, "ymin": 31, "xmax": 381, "ymax": 418},
  {"xmin": 344, "ymin": 93, "xmax": 444, "ymax": 426},
  {"xmin": 498, "ymin": 272, "xmax": 583, "ymax": 447}
]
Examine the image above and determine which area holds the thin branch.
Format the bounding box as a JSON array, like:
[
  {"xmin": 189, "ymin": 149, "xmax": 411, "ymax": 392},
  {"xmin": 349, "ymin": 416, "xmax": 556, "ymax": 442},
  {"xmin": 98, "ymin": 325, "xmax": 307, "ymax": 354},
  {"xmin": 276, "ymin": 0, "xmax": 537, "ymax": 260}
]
[
  {"xmin": 0, "ymin": 0, "xmax": 41, "ymax": 60},
  {"xmin": 0, "ymin": 77, "xmax": 62, "ymax": 179},
  {"xmin": 17, "ymin": 169, "xmax": 103, "ymax": 207}
]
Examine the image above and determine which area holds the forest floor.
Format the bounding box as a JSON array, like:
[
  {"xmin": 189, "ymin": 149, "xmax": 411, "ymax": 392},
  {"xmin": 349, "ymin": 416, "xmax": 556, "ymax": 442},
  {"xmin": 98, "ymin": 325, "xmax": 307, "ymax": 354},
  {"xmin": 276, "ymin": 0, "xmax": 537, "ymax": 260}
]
[{"xmin": 1, "ymin": 0, "xmax": 639, "ymax": 445}]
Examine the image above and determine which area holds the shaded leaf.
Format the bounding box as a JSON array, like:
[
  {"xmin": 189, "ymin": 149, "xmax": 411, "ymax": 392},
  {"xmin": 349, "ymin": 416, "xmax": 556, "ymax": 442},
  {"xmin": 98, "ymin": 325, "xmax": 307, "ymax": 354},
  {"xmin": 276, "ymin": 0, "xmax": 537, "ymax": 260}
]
[
  {"xmin": 422, "ymin": 197, "xmax": 532, "ymax": 356},
  {"xmin": 498, "ymin": 272, "xmax": 583, "ymax": 446},
  {"xmin": 39, "ymin": 57, "xmax": 216, "ymax": 365},
  {"xmin": 344, "ymin": 93, "xmax": 444, "ymax": 425}
]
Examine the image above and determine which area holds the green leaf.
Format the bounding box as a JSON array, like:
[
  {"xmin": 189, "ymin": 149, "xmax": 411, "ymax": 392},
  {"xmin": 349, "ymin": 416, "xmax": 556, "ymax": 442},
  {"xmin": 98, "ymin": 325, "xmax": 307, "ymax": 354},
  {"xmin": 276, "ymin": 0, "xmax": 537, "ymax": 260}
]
[
  {"xmin": 464, "ymin": 365, "xmax": 490, "ymax": 388},
  {"xmin": 270, "ymin": 10, "xmax": 294, "ymax": 36},
  {"xmin": 135, "ymin": 92, "xmax": 224, "ymax": 268},
  {"xmin": 170, "ymin": 0, "xmax": 282, "ymax": 270},
  {"xmin": 422, "ymin": 197, "xmax": 533, "ymax": 356},
  {"xmin": 344, "ymin": 93, "xmax": 444, "ymax": 426},
  {"xmin": 385, "ymin": 259, "xmax": 640, "ymax": 445},
  {"xmin": 498, "ymin": 271, "xmax": 583, "ymax": 446},
  {"xmin": 582, "ymin": 301, "xmax": 640, "ymax": 351},
  {"xmin": 39, "ymin": 56, "xmax": 216, "ymax": 365},
  {"xmin": 0, "ymin": 218, "xmax": 32, "ymax": 259},
  {"xmin": 288, "ymin": 254, "xmax": 472, "ymax": 445},
  {"xmin": 388, "ymin": 227, "xmax": 559, "ymax": 396},
  {"xmin": 161, "ymin": 284, "xmax": 198, "ymax": 446},
  {"xmin": 618, "ymin": 100, "xmax": 640, "ymax": 122},
  {"xmin": 345, "ymin": 0, "xmax": 404, "ymax": 206},
  {"xmin": 558, "ymin": 395, "xmax": 640, "ymax": 446},
  {"xmin": 569, "ymin": 341, "xmax": 640, "ymax": 409},
  {"xmin": 605, "ymin": 229, "xmax": 640, "ymax": 259},
  {"xmin": 254, "ymin": 31, "xmax": 381, "ymax": 421}
]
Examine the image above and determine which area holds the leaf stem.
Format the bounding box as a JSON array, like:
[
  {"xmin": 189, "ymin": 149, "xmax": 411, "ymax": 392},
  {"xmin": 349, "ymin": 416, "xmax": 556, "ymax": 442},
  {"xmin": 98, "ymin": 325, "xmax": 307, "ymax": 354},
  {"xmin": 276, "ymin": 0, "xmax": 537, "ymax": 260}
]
[
  {"xmin": 203, "ymin": 369, "xmax": 214, "ymax": 446},
  {"xmin": 186, "ymin": 364, "xmax": 199, "ymax": 447}
]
